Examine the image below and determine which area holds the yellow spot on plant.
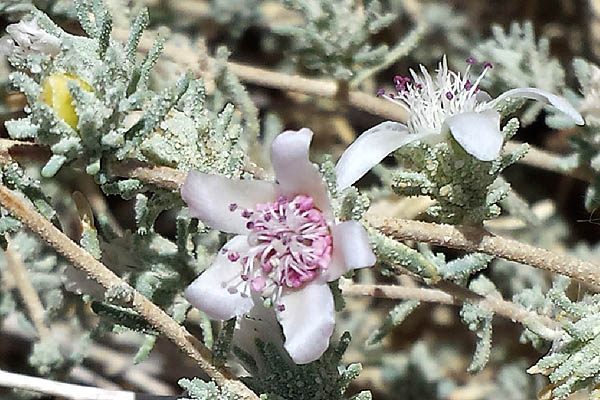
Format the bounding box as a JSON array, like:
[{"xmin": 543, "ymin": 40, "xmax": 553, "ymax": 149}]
[{"xmin": 41, "ymin": 73, "xmax": 92, "ymax": 130}]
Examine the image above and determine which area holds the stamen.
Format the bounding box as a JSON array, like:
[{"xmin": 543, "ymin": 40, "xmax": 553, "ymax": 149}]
[
  {"xmin": 235, "ymin": 194, "xmax": 333, "ymax": 305},
  {"xmin": 445, "ymin": 92, "xmax": 454, "ymax": 100},
  {"xmin": 466, "ymin": 56, "xmax": 476, "ymax": 64},
  {"xmin": 228, "ymin": 203, "xmax": 238, "ymax": 212}
]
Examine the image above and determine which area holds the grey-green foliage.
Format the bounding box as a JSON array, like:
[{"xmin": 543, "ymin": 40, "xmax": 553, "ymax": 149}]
[
  {"xmin": 568, "ymin": 58, "xmax": 600, "ymax": 211},
  {"xmin": 179, "ymin": 377, "xmax": 238, "ymax": 400},
  {"xmin": 1, "ymin": 1, "xmax": 254, "ymax": 373},
  {"xmin": 209, "ymin": 0, "xmax": 263, "ymax": 40},
  {"xmin": 487, "ymin": 361, "xmax": 546, "ymax": 400},
  {"xmin": 366, "ymin": 246, "xmax": 491, "ymax": 346},
  {"xmin": 381, "ymin": 341, "xmax": 456, "ymax": 399},
  {"xmin": 529, "ymin": 277, "xmax": 600, "ymax": 399},
  {"xmin": 4, "ymin": 3, "xmax": 247, "ymax": 186},
  {"xmin": 391, "ymin": 118, "xmax": 526, "ymax": 225},
  {"xmin": 0, "ymin": 229, "xmax": 93, "ymax": 377},
  {"xmin": 235, "ymin": 332, "xmax": 366, "ymax": 400},
  {"xmin": 473, "ymin": 21, "xmax": 567, "ymax": 126},
  {"xmin": 366, "ymin": 300, "xmax": 420, "ymax": 346},
  {"xmin": 275, "ymin": 0, "xmax": 395, "ymax": 80}
]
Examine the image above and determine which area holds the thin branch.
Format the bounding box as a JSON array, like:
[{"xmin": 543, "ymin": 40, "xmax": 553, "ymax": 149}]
[
  {"xmin": 1, "ymin": 317, "xmax": 176, "ymax": 395},
  {"xmin": 504, "ymin": 141, "xmax": 593, "ymax": 182},
  {"xmin": 3, "ymin": 243, "xmax": 51, "ymax": 339},
  {"xmin": 350, "ymin": 21, "xmax": 428, "ymax": 87},
  {"xmin": 0, "ymin": 369, "xmax": 176, "ymax": 400},
  {"xmin": 112, "ymin": 28, "xmax": 409, "ymax": 122},
  {"xmin": 1, "ymin": 137, "xmax": 597, "ymax": 289},
  {"xmin": 367, "ymin": 216, "xmax": 600, "ymax": 289},
  {"xmin": 340, "ymin": 282, "xmax": 562, "ymax": 341},
  {"xmin": 108, "ymin": 160, "xmax": 186, "ymax": 190},
  {"xmin": 0, "ymin": 184, "xmax": 258, "ymax": 400}
]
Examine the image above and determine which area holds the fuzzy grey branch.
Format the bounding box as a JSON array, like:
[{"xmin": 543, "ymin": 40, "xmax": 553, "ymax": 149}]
[
  {"xmin": 504, "ymin": 141, "xmax": 593, "ymax": 182},
  {"xmin": 368, "ymin": 216, "xmax": 600, "ymax": 289},
  {"xmin": 340, "ymin": 282, "xmax": 562, "ymax": 341},
  {"xmin": 0, "ymin": 183, "xmax": 258, "ymax": 400}
]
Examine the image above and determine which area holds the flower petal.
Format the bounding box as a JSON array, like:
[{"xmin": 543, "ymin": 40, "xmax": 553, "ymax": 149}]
[
  {"xmin": 184, "ymin": 235, "xmax": 254, "ymax": 320},
  {"xmin": 322, "ymin": 221, "xmax": 376, "ymax": 282},
  {"xmin": 493, "ymin": 87, "xmax": 584, "ymax": 125},
  {"xmin": 181, "ymin": 171, "xmax": 277, "ymax": 234},
  {"xmin": 276, "ymin": 282, "xmax": 335, "ymax": 364},
  {"xmin": 270, "ymin": 128, "xmax": 332, "ymax": 217},
  {"xmin": 233, "ymin": 293, "xmax": 291, "ymax": 370},
  {"xmin": 445, "ymin": 110, "xmax": 503, "ymax": 161},
  {"xmin": 335, "ymin": 121, "xmax": 426, "ymax": 190}
]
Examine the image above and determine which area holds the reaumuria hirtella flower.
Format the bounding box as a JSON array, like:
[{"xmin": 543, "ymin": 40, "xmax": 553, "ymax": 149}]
[
  {"xmin": 181, "ymin": 128, "xmax": 376, "ymax": 364},
  {"xmin": 335, "ymin": 56, "xmax": 584, "ymax": 191}
]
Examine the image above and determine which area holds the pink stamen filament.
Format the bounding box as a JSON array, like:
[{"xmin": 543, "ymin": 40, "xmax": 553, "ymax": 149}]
[{"xmin": 223, "ymin": 194, "xmax": 332, "ymax": 309}]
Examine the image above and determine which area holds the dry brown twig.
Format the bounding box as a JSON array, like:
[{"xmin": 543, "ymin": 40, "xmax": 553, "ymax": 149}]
[
  {"xmin": 0, "ymin": 137, "xmax": 595, "ymax": 289},
  {"xmin": 0, "ymin": 184, "xmax": 259, "ymax": 400},
  {"xmin": 367, "ymin": 216, "xmax": 600, "ymax": 289},
  {"xmin": 3, "ymin": 243, "xmax": 51, "ymax": 339},
  {"xmin": 340, "ymin": 282, "xmax": 562, "ymax": 341}
]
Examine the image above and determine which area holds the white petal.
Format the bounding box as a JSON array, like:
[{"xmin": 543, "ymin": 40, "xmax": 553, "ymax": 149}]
[
  {"xmin": 493, "ymin": 87, "xmax": 584, "ymax": 125},
  {"xmin": 276, "ymin": 283, "xmax": 335, "ymax": 364},
  {"xmin": 335, "ymin": 121, "xmax": 426, "ymax": 191},
  {"xmin": 181, "ymin": 171, "xmax": 277, "ymax": 234},
  {"xmin": 184, "ymin": 236, "xmax": 254, "ymax": 320},
  {"xmin": 233, "ymin": 293, "xmax": 291, "ymax": 369},
  {"xmin": 322, "ymin": 221, "xmax": 376, "ymax": 281},
  {"xmin": 445, "ymin": 110, "xmax": 503, "ymax": 161},
  {"xmin": 270, "ymin": 129, "xmax": 332, "ymax": 217}
]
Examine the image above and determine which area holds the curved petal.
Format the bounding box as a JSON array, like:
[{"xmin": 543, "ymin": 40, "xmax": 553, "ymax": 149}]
[
  {"xmin": 233, "ymin": 293, "xmax": 291, "ymax": 370},
  {"xmin": 445, "ymin": 110, "xmax": 503, "ymax": 161},
  {"xmin": 270, "ymin": 128, "xmax": 332, "ymax": 218},
  {"xmin": 335, "ymin": 121, "xmax": 426, "ymax": 191},
  {"xmin": 181, "ymin": 171, "xmax": 277, "ymax": 234},
  {"xmin": 322, "ymin": 221, "xmax": 376, "ymax": 282},
  {"xmin": 276, "ymin": 282, "xmax": 335, "ymax": 364},
  {"xmin": 493, "ymin": 87, "xmax": 584, "ymax": 125},
  {"xmin": 184, "ymin": 236, "xmax": 254, "ymax": 320}
]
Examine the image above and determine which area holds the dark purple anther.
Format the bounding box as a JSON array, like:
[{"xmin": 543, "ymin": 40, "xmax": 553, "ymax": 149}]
[
  {"xmin": 483, "ymin": 61, "xmax": 493, "ymax": 69},
  {"xmin": 445, "ymin": 91, "xmax": 454, "ymax": 100},
  {"xmin": 241, "ymin": 209, "xmax": 252, "ymax": 218},
  {"xmin": 415, "ymin": 83, "xmax": 423, "ymax": 89},
  {"xmin": 277, "ymin": 304, "xmax": 286, "ymax": 312},
  {"xmin": 228, "ymin": 252, "xmax": 240, "ymax": 262},
  {"xmin": 466, "ymin": 56, "xmax": 476, "ymax": 64},
  {"xmin": 393, "ymin": 75, "xmax": 402, "ymax": 85},
  {"xmin": 389, "ymin": 93, "xmax": 395, "ymax": 99},
  {"xmin": 464, "ymin": 79, "xmax": 473, "ymax": 90},
  {"xmin": 376, "ymin": 88, "xmax": 385, "ymax": 97},
  {"xmin": 246, "ymin": 221, "xmax": 255, "ymax": 230},
  {"xmin": 228, "ymin": 203, "xmax": 238, "ymax": 212},
  {"xmin": 264, "ymin": 213, "xmax": 272, "ymax": 221},
  {"xmin": 241, "ymin": 274, "xmax": 248, "ymax": 281}
]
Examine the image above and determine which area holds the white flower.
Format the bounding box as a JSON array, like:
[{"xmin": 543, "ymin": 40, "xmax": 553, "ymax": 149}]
[
  {"xmin": 0, "ymin": 19, "xmax": 61, "ymax": 58},
  {"xmin": 335, "ymin": 56, "xmax": 584, "ymax": 191},
  {"xmin": 180, "ymin": 128, "xmax": 376, "ymax": 364}
]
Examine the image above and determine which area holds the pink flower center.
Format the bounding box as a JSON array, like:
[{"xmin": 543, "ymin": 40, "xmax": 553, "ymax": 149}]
[{"xmin": 225, "ymin": 195, "xmax": 332, "ymax": 307}]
